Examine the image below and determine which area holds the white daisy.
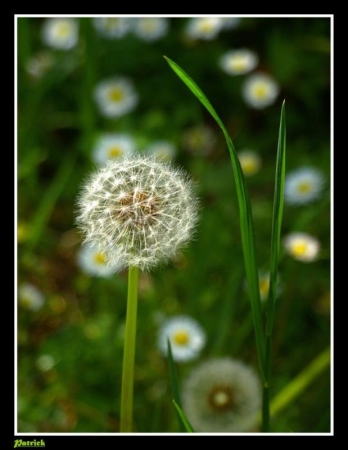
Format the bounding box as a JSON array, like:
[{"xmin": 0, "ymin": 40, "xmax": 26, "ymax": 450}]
[
  {"xmin": 182, "ymin": 358, "xmax": 262, "ymax": 432},
  {"xmin": 18, "ymin": 283, "xmax": 44, "ymax": 311},
  {"xmin": 242, "ymin": 73, "xmax": 280, "ymax": 109},
  {"xmin": 283, "ymin": 232, "xmax": 321, "ymax": 262},
  {"xmin": 132, "ymin": 17, "xmax": 169, "ymax": 41},
  {"xmin": 158, "ymin": 315, "xmax": 206, "ymax": 362},
  {"xmin": 93, "ymin": 17, "xmax": 131, "ymax": 39},
  {"xmin": 145, "ymin": 140, "xmax": 177, "ymax": 161},
  {"xmin": 285, "ymin": 167, "xmax": 325, "ymax": 205},
  {"xmin": 238, "ymin": 149, "xmax": 262, "ymax": 176},
  {"xmin": 92, "ymin": 133, "xmax": 136, "ymax": 165},
  {"xmin": 42, "ymin": 18, "xmax": 78, "ymax": 50},
  {"xmin": 77, "ymin": 244, "xmax": 125, "ymax": 277},
  {"xmin": 185, "ymin": 17, "xmax": 223, "ymax": 41},
  {"xmin": 94, "ymin": 77, "xmax": 138, "ymax": 118},
  {"xmin": 220, "ymin": 49, "xmax": 259, "ymax": 76}
]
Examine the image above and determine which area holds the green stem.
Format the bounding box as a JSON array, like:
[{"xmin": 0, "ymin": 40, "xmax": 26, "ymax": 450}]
[
  {"xmin": 262, "ymin": 334, "xmax": 272, "ymax": 431},
  {"xmin": 120, "ymin": 266, "xmax": 139, "ymax": 433}
]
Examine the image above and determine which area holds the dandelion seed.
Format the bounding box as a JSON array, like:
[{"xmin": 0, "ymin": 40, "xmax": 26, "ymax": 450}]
[
  {"xmin": 75, "ymin": 155, "xmax": 199, "ymax": 271},
  {"xmin": 92, "ymin": 133, "xmax": 136, "ymax": 165},
  {"xmin": 242, "ymin": 73, "xmax": 280, "ymax": 109},
  {"xmin": 77, "ymin": 244, "xmax": 125, "ymax": 277},
  {"xmin": 283, "ymin": 232, "xmax": 320, "ymax": 262},
  {"xmin": 18, "ymin": 283, "xmax": 44, "ymax": 311},
  {"xmin": 220, "ymin": 49, "xmax": 259, "ymax": 76},
  {"xmin": 158, "ymin": 315, "xmax": 206, "ymax": 362},
  {"xmin": 42, "ymin": 18, "xmax": 78, "ymax": 50},
  {"xmin": 285, "ymin": 167, "xmax": 325, "ymax": 205},
  {"xmin": 94, "ymin": 77, "xmax": 138, "ymax": 118},
  {"xmin": 185, "ymin": 17, "xmax": 223, "ymax": 41},
  {"xmin": 238, "ymin": 150, "xmax": 262, "ymax": 176},
  {"xmin": 182, "ymin": 358, "xmax": 262, "ymax": 432},
  {"xmin": 145, "ymin": 140, "xmax": 177, "ymax": 161},
  {"xmin": 93, "ymin": 17, "xmax": 131, "ymax": 39},
  {"xmin": 132, "ymin": 17, "xmax": 169, "ymax": 41}
]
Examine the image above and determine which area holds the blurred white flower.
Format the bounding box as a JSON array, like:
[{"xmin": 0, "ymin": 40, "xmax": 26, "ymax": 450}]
[
  {"xmin": 145, "ymin": 140, "xmax": 177, "ymax": 161},
  {"xmin": 92, "ymin": 133, "xmax": 136, "ymax": 165},
  {"xmin": 36, "ymin": 355, "xmax": 56, "ymax": 372},
  {"xmin": 26, "ymin": 52, "xmax": 54, "ymax": 78},
  {"xmin": 185, "ymin": 17, "xmax": 223, "ymax": 40},
  {"xmin": 285, "ymin": 167, "xmax": 325, "ymax": 205},
  {"xmin": 18, "ymin": 283, "xmax": 44, "ymax": 311},
  {"xmin": 242, "ymin": 73, "xmax": 280, "ymax": 109},
  {"xmin": 77, "ymin": 244, "xmax": 125, "ymax": 277},
  {"xmin": 42, "ymin": 18, "xmax": 78, "ymax": 50},
  {"xmin": 94, "ymin": 77, "xmax": 138, "ymax": 118},
  {"xmin": 219, "ymin": 17, "xmax": 241, "ymax": 30},
  {"xmin": 93, "ymin": 17, "xmax": 131, "ymax": 39},
  {"xmin": 182, "ymin": 358, "xmax": 262, "ymax": 432},
  {"xmin": 132, "ymin": 17, "xmax": 169, "ymax": 41},
  {"xmin": 220, "ymin": 49, "xmax": 259, "ymax": 75},
  {"xmin": 283, "ymin": 232, "xmax": 321, "ymax": 262},
  {"xmin": 158, "ymin": 315, "xmax": 206, "ymax": 362},
  {"xmin": 76, "ymin": 155, "xmax": 199, "ymax": 271},
  {"xmin": 238, "ymin": 149, "xmax": 262, "ymax": 176}
]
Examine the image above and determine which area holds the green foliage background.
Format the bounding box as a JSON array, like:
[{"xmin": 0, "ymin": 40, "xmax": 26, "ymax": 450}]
[{"xmin": 17, "ymin": 16, "xmax": 331, "ymax": 433}]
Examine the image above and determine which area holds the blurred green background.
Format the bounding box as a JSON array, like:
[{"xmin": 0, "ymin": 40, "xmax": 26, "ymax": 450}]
[{"xmin": 16, "ymin": 16, "xmax": 331, "ymax": 433}]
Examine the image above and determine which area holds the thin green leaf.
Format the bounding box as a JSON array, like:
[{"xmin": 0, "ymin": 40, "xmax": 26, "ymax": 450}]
[
  {"xmin": 172, "ymin": 400, "xmax": 194, "ymax": 433},
  {"xmin": 164, "ymin": 56, "xmax": 266, "ymax": 380},
  {"xmin": 167, "ymin": 339, "xmax": 185, "ymax": 432}
]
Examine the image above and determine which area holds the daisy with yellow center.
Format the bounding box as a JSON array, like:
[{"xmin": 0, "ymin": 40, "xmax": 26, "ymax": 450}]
[
  {"xmin": 92, "ymin": 133, "xmax": 136, "ymax": 165},
  {"xmin": 283, "ymin": 232, "xmax": 320, "ymax": 262},
  {"xmin": 285, "ymin": 167, "xmax": 325, "ymax": 205},
  {"xmin": 42, "ymin": 18, "xmax": 78, "ymax": 50},
  {"xmin": 185, "ymin": 17, "xmax": 223, "ymax": 41},
  {"xmin": 18, "ymin": 283, "xmax": 44, "ymax": 311},
  {"xmin": 93, "ymin": 17, "xmax": 131, "ymax": 39},
  {"xmin": 238, "ymin": 150, "xmax": 262, "ymax": 176},
  {"xmin": 77, "ymin": 244, "xmax": 125, "ymax": 277},
  {"xmin": 220, "ymin": 49, "xmax": 259, "ymax": 76},
  {"xmin": 132, "ymin": 17, "xmax": 169, "ymax": 41},
  {"xmin": 242, "ymin": 73, "xmax": 280, "ymax": 109},
  {"xmin": 94, "ymin": 77, "xmax": 138, "ymax": 118},
  {"xmin": 158, "ymin": 315, "xmax": 206, "ymax": 362}
]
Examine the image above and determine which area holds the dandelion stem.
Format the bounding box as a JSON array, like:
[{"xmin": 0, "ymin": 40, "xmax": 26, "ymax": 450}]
[{"xmin": 120, "ymin": 265, "xmax": 139, "ymax": 432}]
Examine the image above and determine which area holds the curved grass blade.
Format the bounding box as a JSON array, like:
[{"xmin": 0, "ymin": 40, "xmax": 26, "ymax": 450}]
[
  {"xmin": 173, "ymin": 400, "xmax": 195, "ymax": 433},
  {"xmin": 164, "ymin": 56, "xmax": 266, "ymax": 380},
  {"xmin": 167, "ymin": 339, "xmax": 185, "ymax": 432}
]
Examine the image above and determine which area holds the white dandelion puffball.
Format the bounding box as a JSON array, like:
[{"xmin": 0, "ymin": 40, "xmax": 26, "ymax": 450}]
[
  {"xmin": 92, "ymin": 133, "xmax": 136, "ymax": 165},
  {"xmin": 242, "ymin": 73, "xmax": 280, "ymax": 109},
  {"xmin": 77, "ymin": 244, "xmax": 125, "ymax": 277},
  {"xmin": 42, "ymin": 18, "xmax": 78, "ymax": 50},
  {"xmin": 220, "ymin": 49, "xmax": 259, "ymax": 76},
  {"xmin": 158, "ymin": 315, "xmax": 206, "ymax": 362},
  {"xmin": 285, "ymin": 167, "xmax": 325, "ymax": 205},
  {"xmin": 283, "ymin": 232, "xmax": 321, "ymax": 262},
  {"xmin": 185, "ymin": 17, "xmax": 223, "ymax": 40},
  {"xmin": 18, "ymin": 283, "xmax": 45, "ymax": 311},
  {"xmin": 94, "ymin": 77, "xmax": 138, "ymax": 118},
  {"xmin": 75, "ymin": 155, "xmax": 199, "ymax": 271},
  {"xmin": 93, "ymin": 17, "xmax": 131, "ymax": 39},
  {"xmin": 132, "ymin": 17, "xmax": 169, "ymax": 41},
  {"xmin": 182, "ymin": 358, "xmax": 262, "ymax": 432}
]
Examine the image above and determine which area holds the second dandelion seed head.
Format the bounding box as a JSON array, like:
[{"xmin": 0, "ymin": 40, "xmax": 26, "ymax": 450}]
[{"xmin": 76, "ymin": 155, "xmax": 199, "ymax": 271}]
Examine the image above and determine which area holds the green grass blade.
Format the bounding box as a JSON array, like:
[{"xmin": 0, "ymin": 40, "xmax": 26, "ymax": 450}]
[
  {"xmin": 172, "ymin": 400, "xmax": 195, "ymax": 433},
  {"xmin": 167, "ymin": 339, "xmax": 185, "ymax": 432},
  {"xmin": 164, "ymin": 56, "xmax": 266, "ymax": 380}
]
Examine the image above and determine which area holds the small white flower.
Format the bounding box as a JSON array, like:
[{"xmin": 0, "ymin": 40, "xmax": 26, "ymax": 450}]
[
  {"xmin": 283, "ymin": 232, "xmax": 321, "ymax": 262},
  {"xmin": 238, "ymin": 150, "xmax": 262, "ymax": 176},
  {"xmin": 220, "ymin": 49, "xmax": 259, "ymax": 76},
  {"xmin": 92, "ymin": 133, "xmax": 136, "ymax": 165},
  {"xmin": 285, "ymin": 167, "xmax": 325, "ymax": 205},
  {"xmin": 77, "ymin": 244, "xmax": 125, "ymax": 277},
  {"xmin": 145, "ymin": 140, "xmax": 177, "ymax": 161},
  {"xmin": 26, "ymin": 52, "xmax": 54, "ymax": 78},
  {"xmin": 185, "ymin": 17, "xmax": 223, "ymax": 41},
  {"xmin": 219, "ymin": 17, "xmax": 241, "ymax": 30},
  {"xmin": 36, "ymin": 355, "xmax": 56, "ymax": 372},
  {"xmin": 132, "ymin": 17, "xmax": 169, "ymax": 41},
  {"xmin": 94, "ymin": 77, "xmax": 138, "ymax": 118},
  {"xmin": 158, "ymin": 315, "xmax": 206, "ymax": 362},
  {"xmin": 76, "ymin": 155, "xmax": 199, "ymax": 271},
  {"xmin": 93, "ymin": 17, "xmax": 131, "ymax": 39},
  {"xmin": 182, "ymin": 358, "xmax": 262, "ymax": 432},
  {"xmin": 18, "ymin": 283, "xmax": 44, "ymax": 311},
  {"xmin": 42, "ymin": 18, "xmax": 78, "ymax": 50},
  {"xmin": 242, "ymin": 73, "xmax": 280, "ymax": 109},
  {"xmin": 183, "ymin": 124, "xmax": 216, "ymax": 156}
]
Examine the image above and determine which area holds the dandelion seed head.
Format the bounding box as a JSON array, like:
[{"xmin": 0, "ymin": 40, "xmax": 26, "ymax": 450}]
[{"xmin": 76, "ymin": 155, "xmax": 199, "ymax": 271}]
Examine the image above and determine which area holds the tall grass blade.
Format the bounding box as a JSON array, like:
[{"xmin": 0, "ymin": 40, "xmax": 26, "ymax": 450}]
[
  {"xmin": 173, "ymin": 400, "xmax": 195, "ymax": 433},
  {"xmin": 167, "ymin": 339, "xmax": 185, "ymax": 432}
]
